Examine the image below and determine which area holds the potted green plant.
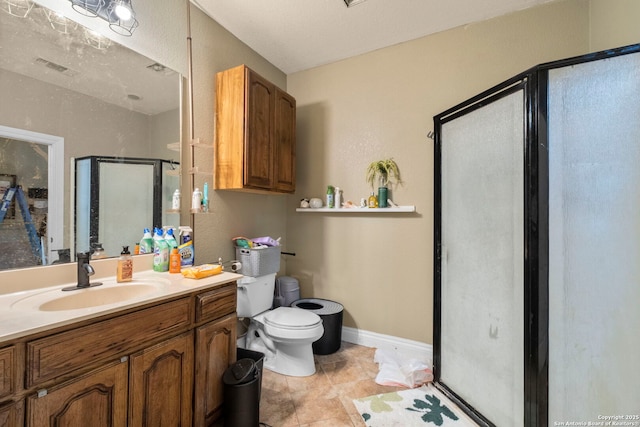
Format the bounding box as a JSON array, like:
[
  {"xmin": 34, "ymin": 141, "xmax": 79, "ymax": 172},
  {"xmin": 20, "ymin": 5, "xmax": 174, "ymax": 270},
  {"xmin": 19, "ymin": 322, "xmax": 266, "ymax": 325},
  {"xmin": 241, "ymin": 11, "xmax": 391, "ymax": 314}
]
[{"xmin": 365, "ymin": 158, "xmax": 402, "ymax": 207}]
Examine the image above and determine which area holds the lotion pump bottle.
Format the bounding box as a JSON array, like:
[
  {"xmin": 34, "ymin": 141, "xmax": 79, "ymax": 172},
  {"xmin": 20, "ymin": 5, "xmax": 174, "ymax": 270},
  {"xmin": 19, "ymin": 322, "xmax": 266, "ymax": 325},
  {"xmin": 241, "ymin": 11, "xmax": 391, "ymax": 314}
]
[{"xmin": 117, "ymin": 246, "xmax": 133, "ymax": 282}]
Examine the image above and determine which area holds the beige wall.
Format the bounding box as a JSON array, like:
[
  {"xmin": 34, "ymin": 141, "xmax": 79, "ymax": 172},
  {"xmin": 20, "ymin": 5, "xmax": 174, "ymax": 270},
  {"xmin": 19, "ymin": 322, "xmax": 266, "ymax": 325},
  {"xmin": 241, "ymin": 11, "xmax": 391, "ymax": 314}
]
[
  {"xmin": 187, "ymin": 5, "xmax": 290, "ymax": 266},
  {"xmin": 285, "ymin": 0, "xmax": 639, "ymax": 344},
  {"xmin": 589, "ymin": 0, "xmax": 640, "ymax": 52}
]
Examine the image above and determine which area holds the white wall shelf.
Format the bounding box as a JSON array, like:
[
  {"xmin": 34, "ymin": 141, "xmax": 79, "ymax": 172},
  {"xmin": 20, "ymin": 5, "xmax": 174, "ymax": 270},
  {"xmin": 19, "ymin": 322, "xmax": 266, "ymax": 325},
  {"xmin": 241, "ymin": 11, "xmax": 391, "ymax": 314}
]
[{"xmin": 296, "ymin": 205, "xmax": 415, "ymax": 213}]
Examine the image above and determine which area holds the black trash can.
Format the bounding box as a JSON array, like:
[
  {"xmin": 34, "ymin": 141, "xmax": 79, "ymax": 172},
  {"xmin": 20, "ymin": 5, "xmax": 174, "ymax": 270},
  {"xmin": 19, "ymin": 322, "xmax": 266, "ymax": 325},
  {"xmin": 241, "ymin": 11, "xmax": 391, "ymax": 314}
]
[
  {"xmin": 223, "ymin": 349, "xmax": 264, "ymax": 427},
  {"xmin": 291, "ymin": 298, "xmax": 344, "ymax": 355}
]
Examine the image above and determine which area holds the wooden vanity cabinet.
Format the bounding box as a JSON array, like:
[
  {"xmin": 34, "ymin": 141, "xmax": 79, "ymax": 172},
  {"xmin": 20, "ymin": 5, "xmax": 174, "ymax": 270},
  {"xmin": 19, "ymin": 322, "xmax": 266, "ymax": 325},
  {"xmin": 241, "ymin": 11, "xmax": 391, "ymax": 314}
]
[
  {"xmin": 129, "ymin": 332, "xmax": 193, "ymax": 426},
  {"xmin": 1, "ymin": 279, "xmax": 238, "ymax": 427},
  {"xmin": 0, "ymin": 346, "xmax": 15, "ymax": 400},
  {"xmin": 215, "ymin": 64, "xmax": 296, "ymax": 194},
  {"xmin": 0, "ymin": 400, "xmax": 23, "ymax": 427},
  {"xmin": 27, "ymin": 359, "xmax": 128, "ymax": 427},
  {"xmin": 193, "ymin": 284, "xmax": 238, "ymax": 427}
]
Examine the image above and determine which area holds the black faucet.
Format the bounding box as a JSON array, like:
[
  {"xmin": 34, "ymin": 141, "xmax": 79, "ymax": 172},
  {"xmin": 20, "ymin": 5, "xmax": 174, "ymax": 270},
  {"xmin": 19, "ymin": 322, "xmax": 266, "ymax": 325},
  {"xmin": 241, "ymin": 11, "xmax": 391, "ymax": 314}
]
[{"xmin": 62, "ymin": 252, "xmax": 103, "ymax": 291}]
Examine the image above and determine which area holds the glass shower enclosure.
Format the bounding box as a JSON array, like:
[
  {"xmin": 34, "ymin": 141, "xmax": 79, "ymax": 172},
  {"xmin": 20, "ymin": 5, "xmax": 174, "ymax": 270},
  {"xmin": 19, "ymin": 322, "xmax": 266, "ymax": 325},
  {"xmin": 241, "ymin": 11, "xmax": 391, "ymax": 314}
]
[
  {"xmin": 75, "ymin": 156, "xmax": 180, "ymax": 258},
  {"xmin": 434, "ymin": 44, "xmax": 640, "ymax": 426}
]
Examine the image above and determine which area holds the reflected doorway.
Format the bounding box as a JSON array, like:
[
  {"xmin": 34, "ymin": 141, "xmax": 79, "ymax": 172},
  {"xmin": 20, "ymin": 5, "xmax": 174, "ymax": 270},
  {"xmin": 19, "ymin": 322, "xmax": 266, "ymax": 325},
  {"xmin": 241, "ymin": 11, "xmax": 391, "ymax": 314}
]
[{"xmin": 0, "ymin": 125, "xmax": 63, "ymax": 268}]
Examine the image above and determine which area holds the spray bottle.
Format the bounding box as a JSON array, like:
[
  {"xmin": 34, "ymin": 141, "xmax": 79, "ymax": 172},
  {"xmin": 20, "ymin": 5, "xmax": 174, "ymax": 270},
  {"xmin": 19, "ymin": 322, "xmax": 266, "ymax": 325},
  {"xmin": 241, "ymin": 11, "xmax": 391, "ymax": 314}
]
[
  {"xmin": 153, "ymin": 228, "xmax": 169, "ymax": 272},
  {"xmin": 178, "ymin": 226, "xmax": 194, "ymax": 268},
  {"xmin": 139, "ymin": 228, "xmax": 153, "ymax": 254}
]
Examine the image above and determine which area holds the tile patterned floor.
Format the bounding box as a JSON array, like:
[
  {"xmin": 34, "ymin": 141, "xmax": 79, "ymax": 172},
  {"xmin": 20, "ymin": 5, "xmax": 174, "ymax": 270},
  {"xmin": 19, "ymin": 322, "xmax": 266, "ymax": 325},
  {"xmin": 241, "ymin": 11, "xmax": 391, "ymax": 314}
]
[{"xmin": 258, "ymin": 341, "xmax": 402, "ymax": 427}]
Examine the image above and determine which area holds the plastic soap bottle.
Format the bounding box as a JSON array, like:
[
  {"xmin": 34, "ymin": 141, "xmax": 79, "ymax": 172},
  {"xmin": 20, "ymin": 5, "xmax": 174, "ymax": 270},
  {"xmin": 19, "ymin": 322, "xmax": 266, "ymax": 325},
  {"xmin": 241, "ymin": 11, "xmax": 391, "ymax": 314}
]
[
  {"xmin": 335, "ymin": 187, "xmax": 342, "ymax": 209},
  {"xmin": 164, "ymin": 228, "xmax": 178, "ymax": 250},
  {"xmin": 153, "ymin": 228, "xmax": 169, "ymax": 272},
  {"xmin": 192, "ymin": 188, "xmax": 202, "ymax": 213},
  {"xmin": 117, "ymin": 246, "xmax": 133, "ymax": 282},
  {"xmin": 326, "ymin": 185, "xmax": 335, "ymax": 208},
  {"xmin": 169, "ymin": 248, "xmax": 181, "ymax": 273},
  {"xmin": 172, "ymin": 189, "xmax": 181, "ymax": 210},
  {"xmin": 139, "ymin": 228, "xmax": 153, "ymax": 254}
]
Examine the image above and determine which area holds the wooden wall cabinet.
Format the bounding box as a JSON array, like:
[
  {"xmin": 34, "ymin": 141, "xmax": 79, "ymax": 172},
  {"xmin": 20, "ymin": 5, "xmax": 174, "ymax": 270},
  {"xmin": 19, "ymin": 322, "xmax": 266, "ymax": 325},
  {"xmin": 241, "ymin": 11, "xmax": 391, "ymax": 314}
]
[
  {"xmin": 215, "ymin": 64, "xmax": 296, "ymax": 194},
  {"xmin": 1, "ymin": 281, "xmax": 238, "ymax": 426}
]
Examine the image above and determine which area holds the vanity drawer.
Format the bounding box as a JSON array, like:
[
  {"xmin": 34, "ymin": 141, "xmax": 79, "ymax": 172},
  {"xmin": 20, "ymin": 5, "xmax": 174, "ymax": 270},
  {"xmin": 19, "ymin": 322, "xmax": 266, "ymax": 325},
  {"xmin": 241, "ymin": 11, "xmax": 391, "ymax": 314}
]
[
  {"xmin": 26, "ymin": 298, "xmax": 191, "ymax": 387},
  {"xmin": 195, "ymin": 283, "xmax": 237, "ymax": 323},
  {"xmin": 0, "ymin": 346, "xmax": 15, "ymax": 399}
]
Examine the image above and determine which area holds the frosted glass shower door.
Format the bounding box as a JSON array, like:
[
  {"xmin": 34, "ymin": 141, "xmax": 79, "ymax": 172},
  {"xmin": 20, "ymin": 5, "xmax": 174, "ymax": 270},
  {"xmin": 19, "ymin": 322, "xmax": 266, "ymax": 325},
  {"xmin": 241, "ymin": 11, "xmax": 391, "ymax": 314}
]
[
  {"xmin": 548, "ymin": 52, "xmax": 640, "ymax": 424},
  {"xmin": 439, "ymin": 89, "xmax": 525, "ymax": 426},
  {"xmin": 99, "ymin": 162, "xmax": 154, "ymax": 256}
]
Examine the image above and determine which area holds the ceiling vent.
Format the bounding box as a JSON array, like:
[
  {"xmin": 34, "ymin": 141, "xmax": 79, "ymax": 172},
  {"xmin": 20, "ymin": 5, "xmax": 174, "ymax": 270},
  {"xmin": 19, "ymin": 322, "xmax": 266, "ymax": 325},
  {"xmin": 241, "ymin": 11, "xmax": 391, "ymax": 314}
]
[
  {"xmin": 343, "ymin": 0, "xmax": 368, "ymax": 7},
  {"xmin": 34, "ymin": 57, "xmax": 78, "ymax": 77},
  {"xmin": 146, "ymin": 62, "xmax": 174, "ymax": 76}
]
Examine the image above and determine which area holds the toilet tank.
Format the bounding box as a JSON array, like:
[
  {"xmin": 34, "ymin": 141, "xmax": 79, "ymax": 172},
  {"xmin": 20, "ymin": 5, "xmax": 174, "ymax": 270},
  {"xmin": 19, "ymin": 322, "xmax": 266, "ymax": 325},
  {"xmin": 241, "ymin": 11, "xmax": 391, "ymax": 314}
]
[{"xmin": 237, "ymin": 273, "xmax": 276, "ymax": 317}]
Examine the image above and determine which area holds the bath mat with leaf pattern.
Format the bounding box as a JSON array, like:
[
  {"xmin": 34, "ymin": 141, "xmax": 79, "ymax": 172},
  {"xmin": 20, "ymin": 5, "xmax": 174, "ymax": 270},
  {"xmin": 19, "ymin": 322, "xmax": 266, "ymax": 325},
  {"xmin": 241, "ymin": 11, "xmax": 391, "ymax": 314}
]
[{"xmin": 352, "ymin": 385, "xmax": 476, "ymax": 426}]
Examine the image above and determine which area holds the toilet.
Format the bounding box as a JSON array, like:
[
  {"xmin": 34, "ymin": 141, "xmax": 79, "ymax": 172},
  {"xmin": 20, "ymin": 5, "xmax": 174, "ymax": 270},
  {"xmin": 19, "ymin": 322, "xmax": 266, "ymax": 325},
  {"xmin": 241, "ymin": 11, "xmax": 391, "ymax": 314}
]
[{"xmin": 237, "ymin": 273, "xmax": 324, "ymax": 377}]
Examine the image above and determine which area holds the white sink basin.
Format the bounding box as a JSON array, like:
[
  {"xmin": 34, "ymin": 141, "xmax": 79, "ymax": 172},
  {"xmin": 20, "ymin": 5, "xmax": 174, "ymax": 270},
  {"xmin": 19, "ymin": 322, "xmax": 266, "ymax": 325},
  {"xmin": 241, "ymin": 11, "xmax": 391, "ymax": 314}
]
[{"xmin": 11, "ymin": 279, "xmax": 169, "ymax": 312}]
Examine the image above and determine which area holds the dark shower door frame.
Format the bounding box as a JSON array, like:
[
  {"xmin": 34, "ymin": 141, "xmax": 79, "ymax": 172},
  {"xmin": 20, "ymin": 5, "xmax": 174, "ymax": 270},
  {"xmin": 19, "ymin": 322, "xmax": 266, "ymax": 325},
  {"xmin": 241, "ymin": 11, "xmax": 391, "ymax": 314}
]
[{"xmin": 432, "ymin": 43, "xmax": 640, "ymax": 427}]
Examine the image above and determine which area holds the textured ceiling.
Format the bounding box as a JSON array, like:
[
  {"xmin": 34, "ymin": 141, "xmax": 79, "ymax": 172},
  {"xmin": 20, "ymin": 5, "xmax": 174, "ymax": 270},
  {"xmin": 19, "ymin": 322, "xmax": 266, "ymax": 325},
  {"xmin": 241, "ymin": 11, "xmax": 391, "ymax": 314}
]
[{"xmin": 192, "ymin": 0, "xmax": 557, "ymax": 74}]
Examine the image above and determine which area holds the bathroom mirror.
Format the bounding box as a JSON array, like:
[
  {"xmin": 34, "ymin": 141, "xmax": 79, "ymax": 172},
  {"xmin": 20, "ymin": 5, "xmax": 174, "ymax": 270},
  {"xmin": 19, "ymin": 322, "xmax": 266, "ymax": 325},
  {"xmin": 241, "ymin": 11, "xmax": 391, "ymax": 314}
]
[{"xmin": 0, "ymin": 2, "xmax": 181, "ymax": 270}]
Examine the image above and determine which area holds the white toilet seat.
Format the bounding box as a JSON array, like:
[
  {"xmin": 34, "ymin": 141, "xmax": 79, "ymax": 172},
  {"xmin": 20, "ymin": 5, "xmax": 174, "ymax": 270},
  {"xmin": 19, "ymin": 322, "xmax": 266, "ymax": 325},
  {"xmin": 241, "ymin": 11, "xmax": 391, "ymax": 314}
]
[
  {"xmin": 255, "ymin": 307, "xmax": 323, "ymax": 341},
  {"xmin": 264, "ymin": 307, "xmax": 322, "ymax": 329}
]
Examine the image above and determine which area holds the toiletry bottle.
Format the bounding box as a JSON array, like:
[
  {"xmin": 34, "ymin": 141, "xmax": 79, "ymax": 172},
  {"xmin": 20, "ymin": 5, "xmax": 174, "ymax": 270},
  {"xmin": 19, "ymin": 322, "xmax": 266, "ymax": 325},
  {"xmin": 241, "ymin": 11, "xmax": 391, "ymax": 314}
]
[
  {"xmin": 368, "ymin": 192, "xmax": 378, "ymax": 208},
  {"xmin": 202, "ymin": 182, "xmax": 209, "ymax": 213},
  {"xmin": 172, "ymin": 189, "xmax": 180, "ymax": 210},
  {"xmin": 134, "ymin": 243, "xmax": 140, "ymax": 255},
  {"xmin": 91, "ymin": 243, "xmax": 107, "ymax": 259},
  {"xmin": 117, "ymin": 246, "xmax": 133, "ymax": 282},
  {"xmin": 164, "ymin": 227, "xmax": 178, "ymax": 250},
  {"xmin": 326, "ymin": 185, "xmax": 335, "ymax": 208},
  {"xmin": 192, "ymin": 188, "xmax": 202, "ymax": 213},
  {"xmin": 335, "ymin": 187, "xmax": 342, "ymax": 209},
  {"xmin": 169, "ymin": 248, "xmax": 181, "ymax": 273},
  {"xmin": 178, "ymin": 226, "xmax": 194, "ymax": 267},
  {"xmin": 153, "ymin": 228, "xmax": 169, "ymax": 272},
  {"xmin": 139, "ymin": 228, "xmax": 153, "ymax": 254}
]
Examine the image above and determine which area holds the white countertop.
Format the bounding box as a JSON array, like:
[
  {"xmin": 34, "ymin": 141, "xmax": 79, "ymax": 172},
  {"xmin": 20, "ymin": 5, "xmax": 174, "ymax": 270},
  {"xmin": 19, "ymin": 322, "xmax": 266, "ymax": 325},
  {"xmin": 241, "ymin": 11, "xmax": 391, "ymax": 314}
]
[{"xmin": 0, "ymin": 269, "xmax": 243, "ymax": 343}]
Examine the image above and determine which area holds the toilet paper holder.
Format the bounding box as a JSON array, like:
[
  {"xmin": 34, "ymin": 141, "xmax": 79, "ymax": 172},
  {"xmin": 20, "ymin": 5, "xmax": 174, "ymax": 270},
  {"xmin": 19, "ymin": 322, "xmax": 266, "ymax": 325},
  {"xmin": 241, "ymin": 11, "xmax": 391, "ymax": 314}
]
[{"xmin": 217, "ymin": 257, "xmax": 242, "ymax": 272}]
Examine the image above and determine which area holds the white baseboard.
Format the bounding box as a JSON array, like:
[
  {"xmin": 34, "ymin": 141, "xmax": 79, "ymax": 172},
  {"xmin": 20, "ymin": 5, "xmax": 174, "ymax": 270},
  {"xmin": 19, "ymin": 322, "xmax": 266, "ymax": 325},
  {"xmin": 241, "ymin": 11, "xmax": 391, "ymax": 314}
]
[{"xmin": 341, "ymin": 326, "xmax": 433, "ymax": 364}]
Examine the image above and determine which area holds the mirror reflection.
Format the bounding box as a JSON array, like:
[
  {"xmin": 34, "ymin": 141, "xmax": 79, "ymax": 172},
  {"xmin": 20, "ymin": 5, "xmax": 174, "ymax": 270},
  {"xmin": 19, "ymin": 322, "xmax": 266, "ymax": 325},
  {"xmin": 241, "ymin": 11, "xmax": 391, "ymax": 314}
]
[{"xmin": 0, "ymin": 2, "xmax": 181, "ymax": 271}]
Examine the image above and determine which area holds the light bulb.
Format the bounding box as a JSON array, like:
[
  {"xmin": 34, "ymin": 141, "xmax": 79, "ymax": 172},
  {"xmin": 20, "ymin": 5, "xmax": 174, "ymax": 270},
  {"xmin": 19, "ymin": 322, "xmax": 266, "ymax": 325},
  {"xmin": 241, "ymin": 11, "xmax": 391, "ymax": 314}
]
[{"xmin": 114, "ymin": 3, "xmax": 132, "ymax": 20}]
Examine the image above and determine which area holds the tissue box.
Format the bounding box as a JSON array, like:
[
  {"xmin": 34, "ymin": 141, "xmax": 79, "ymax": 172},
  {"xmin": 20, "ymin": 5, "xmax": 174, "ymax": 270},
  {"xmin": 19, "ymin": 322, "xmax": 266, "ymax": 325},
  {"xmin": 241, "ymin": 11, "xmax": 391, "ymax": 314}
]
[{"xmin": 236, "ymin": 246, "xmax": 281, "ymax": 277}]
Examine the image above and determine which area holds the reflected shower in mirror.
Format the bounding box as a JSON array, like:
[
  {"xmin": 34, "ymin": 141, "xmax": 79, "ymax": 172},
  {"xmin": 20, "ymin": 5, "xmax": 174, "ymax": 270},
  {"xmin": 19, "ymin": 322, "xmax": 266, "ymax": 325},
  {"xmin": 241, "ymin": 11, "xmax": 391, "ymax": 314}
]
[{"xmin": 0, "ymin": 1, "xmax": 181, "ymax": 271}]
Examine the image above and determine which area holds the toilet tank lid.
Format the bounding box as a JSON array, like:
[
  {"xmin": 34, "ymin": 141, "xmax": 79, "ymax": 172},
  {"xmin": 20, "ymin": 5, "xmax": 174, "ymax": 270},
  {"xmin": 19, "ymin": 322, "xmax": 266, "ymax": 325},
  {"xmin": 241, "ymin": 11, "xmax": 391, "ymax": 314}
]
[{"xmin": 265, "ymin": 307, "xmax": 321, "ymax": 328}]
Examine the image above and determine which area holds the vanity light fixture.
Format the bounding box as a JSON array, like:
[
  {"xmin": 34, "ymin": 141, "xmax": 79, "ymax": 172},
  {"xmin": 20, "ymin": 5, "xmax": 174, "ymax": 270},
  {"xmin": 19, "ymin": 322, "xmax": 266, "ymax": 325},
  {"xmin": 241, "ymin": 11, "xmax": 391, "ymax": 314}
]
[
  {"xmin": 84, "ymin": 27, "xmax": 112, "ymax": 50},
  {"xmin": 68, "ymin": 0, "xmax": 138, "ymax": 36},
  {"xmin": 1, "ymin": 0, "xmax": 33, "ymax": 18},
  {"xmin": 44, "ymin": 9, "xmax": 79, "ymax": 34}
]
